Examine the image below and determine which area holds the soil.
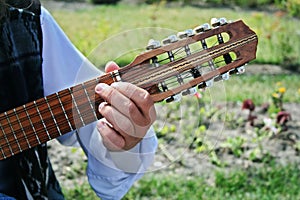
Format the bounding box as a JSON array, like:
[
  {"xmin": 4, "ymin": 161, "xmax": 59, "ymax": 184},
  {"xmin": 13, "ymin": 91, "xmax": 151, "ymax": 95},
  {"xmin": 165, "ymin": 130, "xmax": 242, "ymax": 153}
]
[
  {"xmin": 43, "ymin": 0, "xmax": 300, "ymax": 191},
  {"xmin": 48, "ymin": 97, "xmax": 300, "ymax": 189}
]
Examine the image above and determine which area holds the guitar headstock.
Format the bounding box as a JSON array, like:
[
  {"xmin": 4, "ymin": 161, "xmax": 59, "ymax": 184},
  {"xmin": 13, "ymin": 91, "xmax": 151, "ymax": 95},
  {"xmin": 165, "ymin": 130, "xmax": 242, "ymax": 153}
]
[{"xmin": 114, "ymin": 18, "xmax": 258, "ymax": 103}]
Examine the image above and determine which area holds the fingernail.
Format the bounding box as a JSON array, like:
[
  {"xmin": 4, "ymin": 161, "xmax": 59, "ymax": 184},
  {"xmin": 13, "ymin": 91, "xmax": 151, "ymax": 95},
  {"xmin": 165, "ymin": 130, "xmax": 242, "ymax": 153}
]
[
  {"xmin": 98, "ymin": 102, "xmax": 106, "ymax": 111},
  {"xmin": 95, "ymin": 83, "xmax": 107, "ymax": 93},
  {"xmin": 97, "ymin": 121, "xmax": 105, "ymax": 130},
  {"xmin": 105, "ymin": 61, "xmax": 116, "ymax": 68}
]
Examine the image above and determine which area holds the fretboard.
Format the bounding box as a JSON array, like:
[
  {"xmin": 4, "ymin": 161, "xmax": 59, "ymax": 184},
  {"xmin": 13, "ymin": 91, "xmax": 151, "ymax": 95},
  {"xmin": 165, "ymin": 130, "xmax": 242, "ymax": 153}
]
[{"xmin": 0, "ymin": 74, "xmax": 114, "ymax": 160}]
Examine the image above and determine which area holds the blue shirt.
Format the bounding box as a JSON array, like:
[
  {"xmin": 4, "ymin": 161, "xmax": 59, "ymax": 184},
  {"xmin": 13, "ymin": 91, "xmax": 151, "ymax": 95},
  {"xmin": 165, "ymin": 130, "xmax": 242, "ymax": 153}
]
[{"xmin": 40, "ymin": 7, "xmax": 158, "ymax": 200}]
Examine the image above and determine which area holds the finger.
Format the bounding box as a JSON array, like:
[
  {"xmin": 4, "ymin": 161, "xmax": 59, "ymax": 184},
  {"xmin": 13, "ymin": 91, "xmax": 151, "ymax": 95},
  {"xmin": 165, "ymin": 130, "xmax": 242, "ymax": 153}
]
[
  {"xmin": 111, "ymin": 82, "xmax": 156, "ymax": 122},
  {"xmin": 98, "ymin": 102, "xmax": 137, "ymax": 137},
  {"xmin": 98, "ymin": 102, "xmax": 148, "ymax": 150},
  {"xmin": 105, "ymin": 61, "xmax": 120, "ymax": 73},
  {"xmin": 95, "ymin": 83, "xmax": 146, "ymax": 126},
  {"xmin": 97, "ymin": 120, "xmax": 125, "ymax": 151},
  {"xmin": 98, "ymin": 102, "xmax": 145, "ymax": 150}
]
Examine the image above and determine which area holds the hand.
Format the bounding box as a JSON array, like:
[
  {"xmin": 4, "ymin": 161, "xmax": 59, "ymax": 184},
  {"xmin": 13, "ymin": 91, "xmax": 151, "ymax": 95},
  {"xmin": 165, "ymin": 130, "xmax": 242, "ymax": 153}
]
[{"xmin": 95, "ymin": 61, "xmax": 156, "ymax": 151}]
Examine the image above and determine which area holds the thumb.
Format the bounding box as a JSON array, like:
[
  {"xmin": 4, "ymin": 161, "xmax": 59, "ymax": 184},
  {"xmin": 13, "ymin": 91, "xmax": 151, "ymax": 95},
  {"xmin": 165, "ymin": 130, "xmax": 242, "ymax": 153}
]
[{"xmin": 105, "ymin": 61, "xmax": 120, "ymax": 73}]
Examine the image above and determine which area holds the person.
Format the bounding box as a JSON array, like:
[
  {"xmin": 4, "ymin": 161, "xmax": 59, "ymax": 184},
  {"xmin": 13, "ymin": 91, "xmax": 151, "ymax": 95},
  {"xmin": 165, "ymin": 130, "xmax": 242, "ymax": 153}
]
[{"xmin": 0, "ymin": 0, "xmax": 158, "ymax": 199}]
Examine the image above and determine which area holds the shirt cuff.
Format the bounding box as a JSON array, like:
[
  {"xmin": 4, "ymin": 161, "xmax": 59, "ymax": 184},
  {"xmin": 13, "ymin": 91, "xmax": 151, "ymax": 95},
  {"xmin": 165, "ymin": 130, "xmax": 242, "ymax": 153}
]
[{"xmin": 77, "ymin": 123, "xmax": 157, "ymax": 199}]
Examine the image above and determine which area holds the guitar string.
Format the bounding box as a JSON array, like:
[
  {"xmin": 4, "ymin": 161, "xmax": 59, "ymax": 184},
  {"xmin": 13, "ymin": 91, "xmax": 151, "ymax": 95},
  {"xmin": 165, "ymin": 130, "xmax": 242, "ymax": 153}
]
[
  {"xmin": 0, "ymin": 37, "xmax": 224, "ymax": 135},
  {"xmin": 0, "ymin": 77, "xmax": 108, "ymax": 155},
  {"xmin": 116, "ymin": 40, "xmax": 215, "ymax": 91},
  {"xmin": 0, "ymin": 86, "xmax": 102, "ymax": 141},
  {"xmin": 0, "ymin": 43, "xmax": 193, "ymax": 155},
  {"xmin": 0, "ymin": 34, "xmax": 257, "ymax": 157},
  {"xmin": 0, "ymin": 43, "xmax": 241, "ymax": 155},
  {"xmin": 0, "ymin": 73, "xmax": 112, "ymax": 119},
  {"xmin": 0, "ymin": 97, "xmax": 99, "ymax": 156},
  {"xmin": 125, "ymin": 35, "xmax": 257, "ymax": 87},
  {"xmin": 143, "ymin": 57, "xmax": 243, "ymax": 92},
  {"xmin": 120, "ymin": 43, "xmax": 217, "ymax": 85}
]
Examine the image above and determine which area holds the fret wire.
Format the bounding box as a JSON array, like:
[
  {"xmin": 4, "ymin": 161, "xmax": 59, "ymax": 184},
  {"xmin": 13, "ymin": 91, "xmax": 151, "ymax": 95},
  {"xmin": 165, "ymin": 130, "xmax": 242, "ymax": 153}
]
[
  {"xmin": 81, "ymin": 83, "xmax": 98, "ymax": 121},
  {"xmin": 95, "ymin": 76, "xmax": 100, "ymax": 103},
  {"xmin": 34, "ymin": 101, "xmax": 51, "ymax": 140},
  {"xmin": 68, "ymin": 88, "xmax": 86, "ymax": 127},
  {"xmin": 95, "ymin": 76, "xmax": 101, "ymax": 105},
  {"xmin": 44, "ymin": 97, "xmax": 62, "ymax": 136},
  {"xmin": 0, "ymin": 122, "xmax": 7, "ymax": 158},
  {"xmin": 95, "ymin": 77, "xmax": 101, "ymax": 87},
  {"xmin": 0, "ymin": 145, "xmax": 6, "ymax": 159},
  {"xmin": 4, "ymin": 112, "xmax": 22, "ymax": 152},
  {"xmin": 1, "ymin": 74, "xmax": 111, "ymax": 124},
  {"xmin": 23, "ymin": 105, "xmax": 41, "ymax": 145},
  {"xmin": 55, "ymin": 92, "xmax": 74, "ymax": 131},
  {"xmin": 0, "ymin": 122, "xmax": 13, "ymax": 156},
  {"xmin": 13, "ymin": 108, "xmax": 31, "ymax": 148}
]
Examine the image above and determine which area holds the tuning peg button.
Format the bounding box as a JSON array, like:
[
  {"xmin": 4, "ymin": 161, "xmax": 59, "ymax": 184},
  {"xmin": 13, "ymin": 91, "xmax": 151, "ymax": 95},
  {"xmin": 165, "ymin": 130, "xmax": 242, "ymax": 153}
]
[
  {"xmin": 211, "ymin": 17, "xmax": 228, "ymax": 27},
  {"xmin": 182, "ymin": 87, "xmax": 197, "ymax": 96},
  {"xmin": 194, "ymin": 23, "xmax": 211, "ymax": 33},
  {"xmin": 177, "ymin": 29, "xmax": 194, "ymax": 39},
  {"xmin": 214, "ymin": 72, "xmax": 230, "ymax": 82},
  {"xmin": 221, "ymin": 72, "xmax": 230, "ymax": 80},
  {"xmin": 219, "ymin": 17, "xmax": 228, "ymax": 25},
  {"xmin": 166, "ymin": 94, "xmax": 182, "ymax": 103},
  {"xmin": 198, "ymin": 79, "xmax": 214, "ymax": 88},
  {"xmin": 237, "ymin": 65, "xmax": 246, "ymax": 74},
  {"xmin": 162, "ymin": 35, "xmax": 178, "ymax": 45},
  {"xmin": 205, "ymin": 79, "xmax": 214, "ymax": 87},
  {"xmin": 146, "ymin": 39, "xmax": 161, "ymax": 50},
  {"xmin": 211, "ymin": 18, "xmax": 219, "ymax": 27}
]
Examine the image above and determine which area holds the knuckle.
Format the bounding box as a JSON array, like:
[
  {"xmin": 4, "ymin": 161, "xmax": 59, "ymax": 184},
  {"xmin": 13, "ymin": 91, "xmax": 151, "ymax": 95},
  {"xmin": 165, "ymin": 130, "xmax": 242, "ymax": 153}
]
[
  {"xmin": 105, "ymin": 87, "xmax": 116, "ymax": 102},
  {"xmin": 121, "ymin": 121, "xmax": 134, "ymax": 135},
  {"xmin": 105, "ymin": 87, "xmax": 115, "ymax": 102},
  {"xmin": 114, "ymin": 138, "xmax": 125, "ymax": 150},
  {"xmin": 127, "ymin": 101, "xmax": 137, "ymax": 115},
  {"xmin": 143, "ymin": 92, "xmax": 154, "ymax": 105}
]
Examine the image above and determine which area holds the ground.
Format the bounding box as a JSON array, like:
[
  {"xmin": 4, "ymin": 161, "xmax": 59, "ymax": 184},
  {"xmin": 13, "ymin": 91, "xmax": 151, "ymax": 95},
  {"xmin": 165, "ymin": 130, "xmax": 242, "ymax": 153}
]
[
  {"xmin": 47, "ymin": 63, "xmax": 300, "ymax": 189},
  {"xmin": 43, "ymin": 0, "xmax": 300, "ymax": 191}
]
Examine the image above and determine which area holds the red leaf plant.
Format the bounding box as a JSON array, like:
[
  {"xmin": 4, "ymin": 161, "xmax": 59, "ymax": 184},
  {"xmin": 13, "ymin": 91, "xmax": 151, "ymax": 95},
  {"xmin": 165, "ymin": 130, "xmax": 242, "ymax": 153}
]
[
  {"xmin": 242, "ymin": 99, "xmax": 257, "ymax": 126},
  {"xmin": 276, "ymin": 111, "xmax": 292, "ymax": 131}
]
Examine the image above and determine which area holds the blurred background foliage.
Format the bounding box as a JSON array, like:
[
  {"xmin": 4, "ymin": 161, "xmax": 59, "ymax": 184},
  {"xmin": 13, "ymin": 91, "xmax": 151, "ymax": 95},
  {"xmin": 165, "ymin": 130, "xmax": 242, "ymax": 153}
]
[
  {"xmin": 54, "ymin": 0, "xmax": 300, "ymax": 18},
  {"xmin": 46, "ymin": 1, "xmax": 300, "ymax": 199},
  {"xmin": 50, "ymin": 0, "xmax": 300, "ymax": 71}
]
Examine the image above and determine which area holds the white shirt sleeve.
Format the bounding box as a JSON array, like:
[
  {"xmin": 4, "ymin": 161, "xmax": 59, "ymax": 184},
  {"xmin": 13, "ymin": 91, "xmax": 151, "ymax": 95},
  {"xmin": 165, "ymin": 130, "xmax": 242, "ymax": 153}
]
[{"xmin": 40, "ymin": 7, "xmax": 158, "ymax": 199}]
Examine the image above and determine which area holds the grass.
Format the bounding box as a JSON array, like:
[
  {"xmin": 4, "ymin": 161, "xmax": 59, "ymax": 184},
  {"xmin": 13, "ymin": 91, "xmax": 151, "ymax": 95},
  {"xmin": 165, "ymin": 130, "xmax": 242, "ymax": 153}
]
[
  {"xmin": 202, "ymin": 74, "xmax": 300, "ymax": 104},
  {"xmin": 63, "ymin": 183, "xmax": 98, "ymax": 200},
  {"xmin": 47, "ymin": 3, "xmax": 300, "ymax": 69},
  {"xmin": 46, "ymin": 3, "xmax": 300, "ymax": 199},
  {"xmin": 63, "ymin": 164, "xmax": 300, "ymax": 199}
]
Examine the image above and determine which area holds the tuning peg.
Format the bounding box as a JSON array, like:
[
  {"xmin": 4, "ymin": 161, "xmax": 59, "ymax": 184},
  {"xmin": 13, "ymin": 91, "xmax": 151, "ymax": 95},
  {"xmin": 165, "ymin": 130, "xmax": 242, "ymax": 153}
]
[
  {"xmin": 162, "ymin": 35, "xmax": 178, "ymax": 45},
  {"xmin": 221, "ymin": 72, "xmax": 230, "ymax": 80},
  {"xmin": 177, "ymin": 29, "xmax": 194, "ymax": 39},
  {"xmin": 198, "ymin": 79, "xmax": 213, "ymax": 89},
  {"xmin": 194, "ymin": 23, "xmax": 211, "ymax": 33},
  {"xmin": 182, "ymin": 87, "xmax": 197, "ymax": 96},
  {"xmin": 166, "ymin": 94, "xmax": 182, "ymax": 103},
  {"xmin": 211, "ymin": 18, "xmax": 219, "ymax": 27},
  {"xmin": 146, "ymin": 39, "xmax": 161, "ymax": 50},
  {"xmin": 205, "ymin": 79, "xmax": 214, "ymax": 87},
  {"xmin": 219, "ymin": 17, "xmax": 228, "ymax": 25},
  {"xmin": 214, "ymin": 72, "xmax": 230, "ymax": 82},
  {"xmin": 236, "ymin": 65, "xmax": 246, "ymax": 74},
  {"xmin": 211, "ymin": 17, "xmax": 228, "ymax": 27}
]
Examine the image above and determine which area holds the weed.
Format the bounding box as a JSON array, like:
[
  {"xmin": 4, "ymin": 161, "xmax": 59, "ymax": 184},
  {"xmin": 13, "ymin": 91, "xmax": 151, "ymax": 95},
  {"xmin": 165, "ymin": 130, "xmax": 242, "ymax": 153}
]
[{"xmin": 222, "ymin": 136, "xmax": 246, "ymax": 157}]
